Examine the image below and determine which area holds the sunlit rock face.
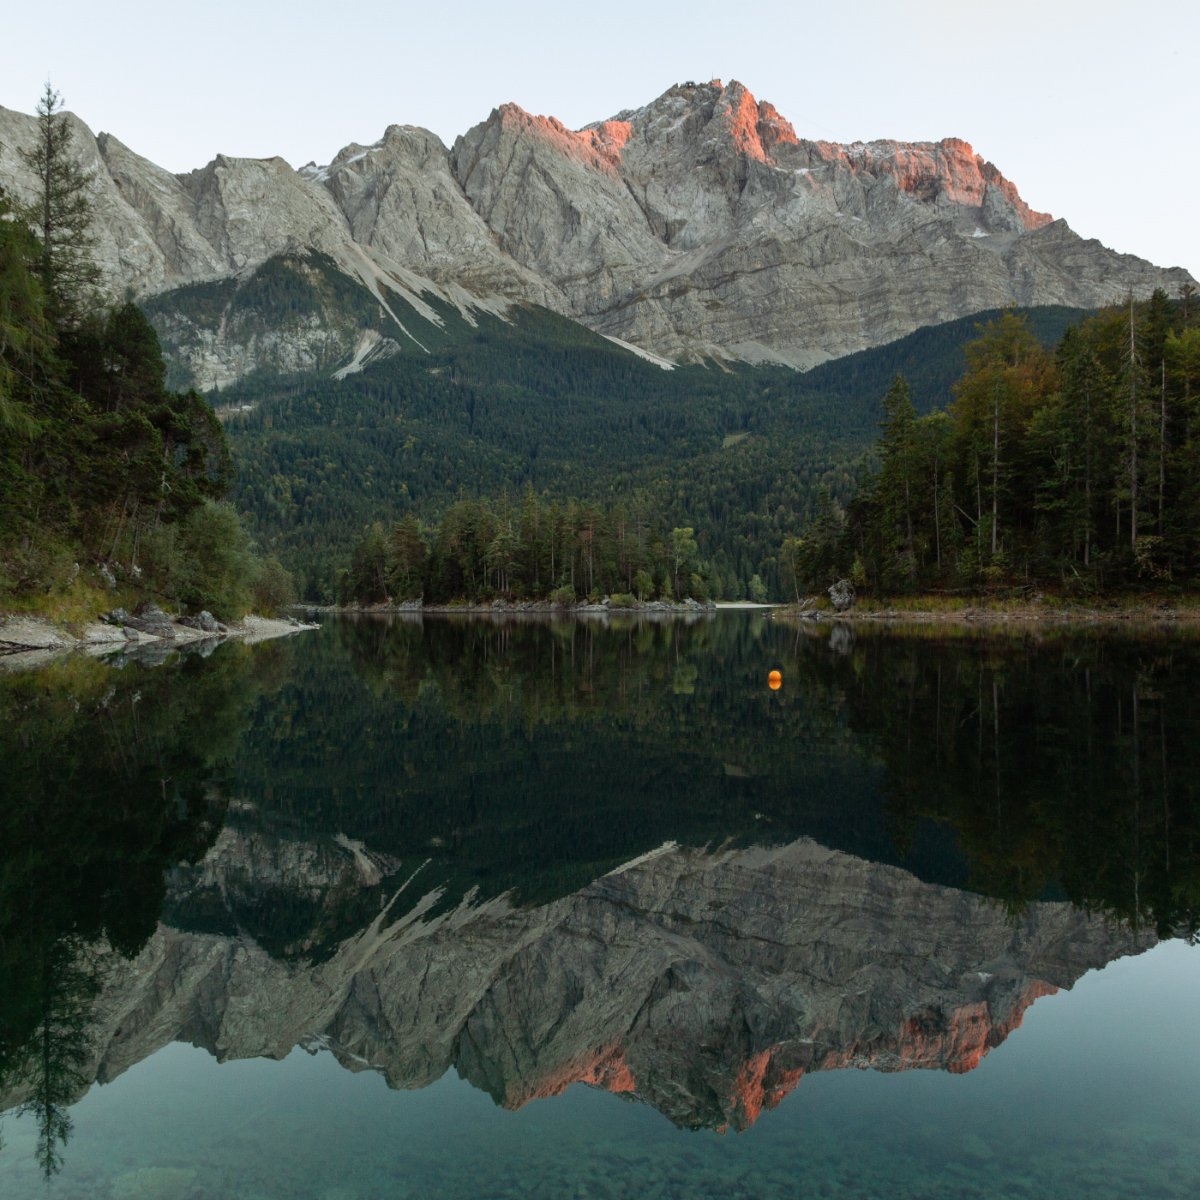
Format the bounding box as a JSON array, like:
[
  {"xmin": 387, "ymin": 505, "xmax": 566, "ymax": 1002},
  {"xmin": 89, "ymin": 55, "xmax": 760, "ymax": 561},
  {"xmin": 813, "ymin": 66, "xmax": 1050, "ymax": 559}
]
[
  {"xmin": 455, "ymin": 79, "xmax": 1186, "ymax": 367},
  {"xmin": 10, "ymin": 833, "xmax": 1150, "ymax": 1132},
  {"xmin": 0, "ymin": 80, "xmax": 1192, "ymax": 379}
]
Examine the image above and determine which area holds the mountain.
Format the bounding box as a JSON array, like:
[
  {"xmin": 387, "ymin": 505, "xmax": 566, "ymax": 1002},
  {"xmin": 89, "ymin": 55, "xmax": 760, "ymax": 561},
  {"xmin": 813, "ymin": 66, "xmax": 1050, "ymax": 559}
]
[
  {"xmin": 0, "ymin": 830, "xmax": 1154, "ymax": 1133},
  {"xmin": 0, "ymin": 81, "xmax": 1191, "ymax": 388}
]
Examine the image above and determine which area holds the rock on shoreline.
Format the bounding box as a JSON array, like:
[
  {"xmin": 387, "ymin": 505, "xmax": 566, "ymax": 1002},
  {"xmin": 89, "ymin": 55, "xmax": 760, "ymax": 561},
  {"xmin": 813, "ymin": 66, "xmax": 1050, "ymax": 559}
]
[{"xmin": 0, "ymin": 610, "xmax": 318, "ymax": 669}]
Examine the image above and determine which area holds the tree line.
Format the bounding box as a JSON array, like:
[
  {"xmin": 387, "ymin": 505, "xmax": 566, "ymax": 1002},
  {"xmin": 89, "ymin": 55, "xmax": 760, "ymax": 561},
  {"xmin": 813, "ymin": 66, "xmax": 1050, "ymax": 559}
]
[
  {"xmin": 0, "ymin": 85, "xmax": 292, "ymax": 617},
  {"xmin": 789, "ymin": 294, "xmax": 1200, "ymax": 596},
  {"xmin": 338, "ymin": 488, "xmax": 723, "ymax": 605}
]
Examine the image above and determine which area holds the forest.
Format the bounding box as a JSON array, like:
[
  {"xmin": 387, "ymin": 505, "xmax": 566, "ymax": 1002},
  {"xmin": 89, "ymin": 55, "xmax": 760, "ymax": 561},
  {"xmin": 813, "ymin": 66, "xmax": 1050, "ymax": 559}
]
[
  {"xmin": 338, "ymin": 491, "xmax": 717, "ymax": 606},
  {"xmin": 790, "ymin": 293, "xmax": 1200, "ymax": 598},
  {"xmin": 0, "ymin": 87, "xmax": 292, "ymax": 619}
]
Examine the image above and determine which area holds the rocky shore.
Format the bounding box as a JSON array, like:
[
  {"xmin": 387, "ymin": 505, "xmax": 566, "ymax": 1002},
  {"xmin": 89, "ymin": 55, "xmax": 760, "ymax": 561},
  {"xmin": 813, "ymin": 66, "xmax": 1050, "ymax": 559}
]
[
  {"xmin": 301, "ymin": 597, "xmax": 719, "ymax": 617},
  {"xmin": 0, "ymin": 604, "xmax": 318, "ymax": 670},
  {"xmin": 774, "ymin": 599, "xmax": 1200, "ymax": 628}
]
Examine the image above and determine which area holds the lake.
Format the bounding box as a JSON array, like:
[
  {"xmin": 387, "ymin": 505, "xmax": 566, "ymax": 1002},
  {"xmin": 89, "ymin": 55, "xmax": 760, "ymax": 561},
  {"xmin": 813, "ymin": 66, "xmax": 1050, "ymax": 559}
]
[{"xmin": 1, "ymin": 613, "xmax": 1198, "ymax": 1199}]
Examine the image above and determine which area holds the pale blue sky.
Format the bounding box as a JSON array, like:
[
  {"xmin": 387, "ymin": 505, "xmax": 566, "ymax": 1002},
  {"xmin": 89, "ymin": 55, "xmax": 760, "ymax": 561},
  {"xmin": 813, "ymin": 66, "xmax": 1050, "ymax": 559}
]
[{"xmin": 2, "ymin": 0, "xmax": 1196, "ymax": 276}]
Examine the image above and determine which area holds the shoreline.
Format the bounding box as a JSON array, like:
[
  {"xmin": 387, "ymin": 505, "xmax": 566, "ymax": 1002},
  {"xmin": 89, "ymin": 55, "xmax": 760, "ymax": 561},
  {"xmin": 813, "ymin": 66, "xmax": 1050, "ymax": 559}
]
[
  {"xmin": 0, "ymin": 613, "xmax": 318, "ymax": 671},
  {"xmin": 295, "ymin": 598, "xmax": 725, "ymax": 617},
  {"xmin": 773, "ymin": 599, "xmax": 1200, "ymax": 627}
]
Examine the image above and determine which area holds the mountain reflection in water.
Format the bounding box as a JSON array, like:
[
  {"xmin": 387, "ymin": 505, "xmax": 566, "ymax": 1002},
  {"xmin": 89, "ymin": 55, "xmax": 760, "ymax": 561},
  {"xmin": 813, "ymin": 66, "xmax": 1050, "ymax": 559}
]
[{"xmin": 1, "ymin": 614, "xmax": 1197, "ymax": 1181}]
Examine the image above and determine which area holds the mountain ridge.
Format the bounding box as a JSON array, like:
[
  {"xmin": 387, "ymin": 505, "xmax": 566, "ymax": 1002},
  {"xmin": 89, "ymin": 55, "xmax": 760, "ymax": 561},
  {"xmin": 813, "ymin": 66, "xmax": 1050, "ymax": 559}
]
[{"xmin": 0, "ymin": 79, "xmax": 1191, "ymax": 388}]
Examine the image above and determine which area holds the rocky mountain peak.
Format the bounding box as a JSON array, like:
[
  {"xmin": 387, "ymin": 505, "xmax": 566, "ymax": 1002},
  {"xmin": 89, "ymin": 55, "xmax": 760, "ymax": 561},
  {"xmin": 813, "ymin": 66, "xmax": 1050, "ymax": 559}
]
[
  {"xmin": 1, "ymin": 85, "xmax": 1193, "ymax": 385},
  {"xmin": 709, "ymin": 78, "xmax": 799, "ymax": 163}
]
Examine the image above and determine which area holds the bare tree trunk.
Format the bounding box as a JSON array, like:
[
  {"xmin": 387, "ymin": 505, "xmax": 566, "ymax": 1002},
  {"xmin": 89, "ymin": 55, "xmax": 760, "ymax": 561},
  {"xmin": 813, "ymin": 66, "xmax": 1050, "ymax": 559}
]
[
  {"xmin": 975, "ymin": 455, "xmax": 983, "ymax": 556},
  {"xmin": 1129, "ymin": 295, "xmax": 1139, "ymax": 552},
  {"xmin": 991, "ymin": 391, "xmax": 1000, "ymax": 557},
  {"xmin": 1158, "ymin": 359, "xmax": 1167, "ymax": 535},
  {"xmin": 933, "ymin": 455, "xmax": 942, "ymax": 569},
  {"xmin": 904, "ymin": 477, "xmax": 913, "ymax": 558}
]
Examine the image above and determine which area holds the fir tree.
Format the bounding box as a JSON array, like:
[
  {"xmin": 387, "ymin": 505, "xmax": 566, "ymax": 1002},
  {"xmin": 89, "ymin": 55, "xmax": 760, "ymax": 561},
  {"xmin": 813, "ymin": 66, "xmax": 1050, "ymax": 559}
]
[{"xmin": 19, "ymin": 83, "xmax": 102, "ymax": 325}]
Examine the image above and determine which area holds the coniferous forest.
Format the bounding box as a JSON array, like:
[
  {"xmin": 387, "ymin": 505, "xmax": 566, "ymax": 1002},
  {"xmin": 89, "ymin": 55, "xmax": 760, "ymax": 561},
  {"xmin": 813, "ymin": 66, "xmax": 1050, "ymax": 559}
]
[
  {"xmin": 216, "ymin": 293, "xmax": 1086, "ymax": 602},
  {"xmin": 338, "ymin": 493, "xmax": 711, "ymax": 606},
  {"xmin": 790, "ymin": 295, "xmax": 1200, "ymax": 599},
  {"xmin": 0, "ymin": 87, "xmax": 292, "ymax": 618}
]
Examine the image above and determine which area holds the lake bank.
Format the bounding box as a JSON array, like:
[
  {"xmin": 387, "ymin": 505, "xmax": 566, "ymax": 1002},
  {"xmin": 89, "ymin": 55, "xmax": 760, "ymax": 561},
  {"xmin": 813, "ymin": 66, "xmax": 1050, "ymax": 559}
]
[
  {"xmin": 295, "ymin": 597, "xmax": 723, "ymax": 617},
  {"xmin": 774, "ymin": 596, "xmax": 1200, "ymax": 628},
  {"xmin": 0, "ymin": 612, "xmax": 317, "ymax": 671}
]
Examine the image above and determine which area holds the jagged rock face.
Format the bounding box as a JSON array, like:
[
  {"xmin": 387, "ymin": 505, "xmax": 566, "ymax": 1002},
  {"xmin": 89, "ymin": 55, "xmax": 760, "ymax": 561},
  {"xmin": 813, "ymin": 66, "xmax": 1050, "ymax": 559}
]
[
  {"xmin": 450, "ymin": 80, "xmax": 1188, "ymax": 366},
  {"xmin": 6, "ymin": 834, "xmax": 1152, "ymax": 1132},
  {"xmin": 312, "ymin": 124, "xmax": 558, "ymax": 306},
  {"xmin": 0, "ymin": 108, "xmax": 350, "ymax": 294},
  {"xmin": 1, "ymin": 80, "xmax": 1193, "ymax": 380}
]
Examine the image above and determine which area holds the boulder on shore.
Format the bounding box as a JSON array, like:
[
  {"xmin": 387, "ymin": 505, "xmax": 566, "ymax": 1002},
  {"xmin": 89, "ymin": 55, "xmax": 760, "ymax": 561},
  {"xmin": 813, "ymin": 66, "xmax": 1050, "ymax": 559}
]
[
  {"xmin": 127, "ymin": 602, "xmax": 176, "ymax": 639},
  {"xmin": 176, "ymin": 610, "xmax": 226, "ymax": 634},
  {"xmin": 828, "ymin": 580, "xmax": 856, "ymax": 613}
]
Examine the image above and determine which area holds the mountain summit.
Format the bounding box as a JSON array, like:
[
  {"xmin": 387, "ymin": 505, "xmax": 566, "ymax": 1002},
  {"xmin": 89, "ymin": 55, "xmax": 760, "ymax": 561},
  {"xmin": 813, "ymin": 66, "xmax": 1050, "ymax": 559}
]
[{"xmin": 0, "ymin": 81, "xmax": 1191, "ymax": 384}]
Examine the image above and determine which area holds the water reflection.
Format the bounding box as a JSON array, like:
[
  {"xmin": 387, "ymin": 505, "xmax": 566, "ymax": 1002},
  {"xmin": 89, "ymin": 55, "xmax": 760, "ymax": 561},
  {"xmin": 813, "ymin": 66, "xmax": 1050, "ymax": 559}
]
[
  {"xmin": 0, "ymin": 645, "xmax": 281, "ymax": 1174},
  {"xmin": 0, "ymin": 616, "xmax": 1197, "ymax": 1180}
]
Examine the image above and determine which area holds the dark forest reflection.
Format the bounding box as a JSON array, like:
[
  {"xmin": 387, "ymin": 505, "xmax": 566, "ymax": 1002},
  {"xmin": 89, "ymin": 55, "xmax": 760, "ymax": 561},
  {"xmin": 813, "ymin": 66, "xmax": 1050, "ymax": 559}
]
[
  {"xmin": 1, "ymin": 616, "xmax": 1198, "ymax": 1173},
  {"xmin": 0, "ymin": 644, "xmax": 283, "ymax": 1175},
  {"xmin": 785, "ymin": 621, "xmax": 1200, "ymax": 935}
]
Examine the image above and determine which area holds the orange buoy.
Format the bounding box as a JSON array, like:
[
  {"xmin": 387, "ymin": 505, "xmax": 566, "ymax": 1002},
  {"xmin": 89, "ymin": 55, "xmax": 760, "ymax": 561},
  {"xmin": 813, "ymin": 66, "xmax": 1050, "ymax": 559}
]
[{"xmin": 768, "ymin": 669, "xmax": 782, "ymax": 691}]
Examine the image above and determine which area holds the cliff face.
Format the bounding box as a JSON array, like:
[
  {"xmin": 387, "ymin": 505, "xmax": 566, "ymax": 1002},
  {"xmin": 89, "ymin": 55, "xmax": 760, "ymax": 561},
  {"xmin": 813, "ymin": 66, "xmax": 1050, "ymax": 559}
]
[
  {"xmin": 0, "ymin": 80, "xmax": 1192, "ymax": 385},
  {"xmin": 7, "ymin": 832, "xmax": 1151, "ymax": 1132}
]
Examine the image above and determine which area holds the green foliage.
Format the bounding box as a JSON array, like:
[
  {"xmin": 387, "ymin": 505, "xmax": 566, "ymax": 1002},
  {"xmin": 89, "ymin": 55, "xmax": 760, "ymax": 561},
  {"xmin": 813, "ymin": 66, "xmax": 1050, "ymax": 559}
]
[
  {"xmin": 18, "ymin": 83, "xmax": 102, "ymax": 326},
  {"xmin": 0, "ymin": 288, "xmax": 253, "ymax": 613},
  {"xmin": 787, "ymin": 486, "xmax": 845, "ymax": 594},
  {"xmin": 339, "ymin": 493, "xmax": 715, "ymax": 605},
  {"xmin": 138, "ymin": 500, "xmax": 266, "ymax": 619},
  {"xmin": 0, "ymin": 192, "xmax": 48, "ymax": 438},
  {"xmin": 825, "ymin": 295, "xmax": 1200, "ymax": 595},
  {"xmin": 249, "ymin": 555, "xmax": 297, "ymax": 614},
  {"xmin": 0, "ymin": 102, "xmax": 289, "ymax": 620}
]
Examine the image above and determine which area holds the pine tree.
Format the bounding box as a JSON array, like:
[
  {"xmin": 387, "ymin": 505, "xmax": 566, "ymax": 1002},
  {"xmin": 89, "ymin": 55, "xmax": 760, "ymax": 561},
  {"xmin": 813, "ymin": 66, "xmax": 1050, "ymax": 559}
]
[
  {"xmin": 19, "ymin": 83, "xmax": 102, "ymax": 325},
  {"xmin": 387, "ymin": 514, "xmax": 427, "ymax": 600}
]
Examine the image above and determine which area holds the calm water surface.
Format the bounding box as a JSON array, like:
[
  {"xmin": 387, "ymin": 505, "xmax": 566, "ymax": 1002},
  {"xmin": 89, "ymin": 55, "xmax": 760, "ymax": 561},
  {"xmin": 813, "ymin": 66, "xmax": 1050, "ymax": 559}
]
[{"xmin": 1, "ymin": 613, "xmax": 1198, "ymax": 1199}]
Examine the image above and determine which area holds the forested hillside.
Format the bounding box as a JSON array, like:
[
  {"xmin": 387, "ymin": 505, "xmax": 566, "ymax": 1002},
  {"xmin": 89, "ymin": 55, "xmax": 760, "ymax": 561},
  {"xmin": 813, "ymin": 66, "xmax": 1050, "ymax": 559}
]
[{"xmin": 209, "ymin": 268, "xmax": 1084, "ymax": 600}]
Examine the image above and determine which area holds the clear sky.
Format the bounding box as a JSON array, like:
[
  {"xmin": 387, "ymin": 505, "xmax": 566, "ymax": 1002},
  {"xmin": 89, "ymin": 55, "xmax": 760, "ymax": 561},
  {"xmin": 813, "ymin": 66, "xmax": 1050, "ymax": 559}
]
[{"xmin": 2, "ymin": 0, "xmax": 1196, "ymax": 277}]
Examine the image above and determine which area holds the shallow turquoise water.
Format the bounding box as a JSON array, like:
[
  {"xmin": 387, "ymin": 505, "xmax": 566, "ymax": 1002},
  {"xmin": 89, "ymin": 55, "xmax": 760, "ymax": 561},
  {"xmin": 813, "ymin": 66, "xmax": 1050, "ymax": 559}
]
[
  {"xmin": 3, "ymin": 941, "xmax": 1198, "ymax": 1199},
  {"xmin": 2, "ymin": 615, "xmax": 1199, "ymax": 1198}
]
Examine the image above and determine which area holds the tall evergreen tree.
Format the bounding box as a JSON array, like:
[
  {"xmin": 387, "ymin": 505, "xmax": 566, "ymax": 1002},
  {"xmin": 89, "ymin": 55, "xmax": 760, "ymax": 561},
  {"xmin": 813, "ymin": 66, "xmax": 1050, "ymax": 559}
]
[{"xmin": 19, "ymin": 84, "xmax": 102, "ymax": 326}]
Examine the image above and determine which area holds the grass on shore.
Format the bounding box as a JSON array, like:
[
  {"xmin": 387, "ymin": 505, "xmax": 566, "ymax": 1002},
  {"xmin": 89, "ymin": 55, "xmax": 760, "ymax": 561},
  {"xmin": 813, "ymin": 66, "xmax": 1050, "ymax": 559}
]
[
  {"xmin": 0, "ymin": 578, "xmax": 136, "ymax": 631},
  {"xmin": 777, "ymin": 589, "xmax": 1200, "ymax": 620}
]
